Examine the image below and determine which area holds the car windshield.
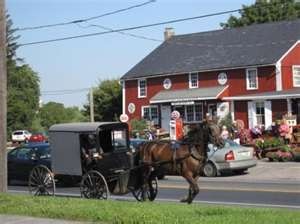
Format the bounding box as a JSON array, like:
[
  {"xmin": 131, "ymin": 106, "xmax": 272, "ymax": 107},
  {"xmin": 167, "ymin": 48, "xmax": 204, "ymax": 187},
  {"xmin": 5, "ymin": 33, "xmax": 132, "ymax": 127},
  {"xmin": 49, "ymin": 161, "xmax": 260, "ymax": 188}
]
[{"xmin": 32, "ymin": 145, "xmax": 51, "ymax": 159}]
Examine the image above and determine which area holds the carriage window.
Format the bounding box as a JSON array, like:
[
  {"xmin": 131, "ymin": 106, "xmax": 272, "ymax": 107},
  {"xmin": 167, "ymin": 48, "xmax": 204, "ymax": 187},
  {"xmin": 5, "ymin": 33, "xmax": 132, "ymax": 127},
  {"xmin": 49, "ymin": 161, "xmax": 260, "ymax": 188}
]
[
  {"xmin": 99, "ymin": 130, "xmax": 113, "ymax": 153},
  {"xmin": 112, "ymin": 130, "xmax": 128, "ymax": 151}
]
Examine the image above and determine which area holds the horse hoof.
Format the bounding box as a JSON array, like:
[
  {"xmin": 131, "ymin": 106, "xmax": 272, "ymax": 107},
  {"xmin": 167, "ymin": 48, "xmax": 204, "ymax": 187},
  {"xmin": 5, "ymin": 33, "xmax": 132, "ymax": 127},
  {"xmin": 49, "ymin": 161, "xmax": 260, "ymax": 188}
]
[{"xmin": 180, "ymin": 198, "xmax": 189, "ymax": 203}]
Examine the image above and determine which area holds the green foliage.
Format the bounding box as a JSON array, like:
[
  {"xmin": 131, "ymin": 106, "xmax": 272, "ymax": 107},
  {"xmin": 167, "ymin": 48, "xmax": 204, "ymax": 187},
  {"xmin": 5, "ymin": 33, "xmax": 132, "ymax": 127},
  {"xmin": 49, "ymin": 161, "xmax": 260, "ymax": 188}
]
[
  {"xmin": 39, "ymin": 102, "xmax": 86, "ymax": 130},
  {"xmin": 130, "ymin": 118, "xmax": 147, "ymax": 137},
  {"xmin": 221, "ymin": 0, "xmax": 300, "ymax": 28},
  {"xmin": 218, "ymin": 113, "xmax": 233, "ymax": 132},
  {"xmin": 7, "ymin": 64, "xmax": 40, "ymax": 135},
  {"xmin": 0, "ymin": 193, "xmax": 300, "ymax": 224},
  {"xmin": 83, "ymin": 79, "xmax": 122, "ymax": 122},
  {"xmin": 255, "ymin": 137, "xmax": 283, "ymax": 149}
]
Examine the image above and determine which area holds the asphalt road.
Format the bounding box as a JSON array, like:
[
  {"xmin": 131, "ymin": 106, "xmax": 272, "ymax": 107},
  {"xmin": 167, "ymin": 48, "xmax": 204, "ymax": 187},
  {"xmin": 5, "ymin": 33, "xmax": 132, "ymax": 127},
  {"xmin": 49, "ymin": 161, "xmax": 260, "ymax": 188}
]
[
  {"xmin": 7, "ymin": 161, "xmax": 300, "ymax": 209},
  {"xmin": 8, "ymin": 177, "xmax": 300, "ymax": 209}
]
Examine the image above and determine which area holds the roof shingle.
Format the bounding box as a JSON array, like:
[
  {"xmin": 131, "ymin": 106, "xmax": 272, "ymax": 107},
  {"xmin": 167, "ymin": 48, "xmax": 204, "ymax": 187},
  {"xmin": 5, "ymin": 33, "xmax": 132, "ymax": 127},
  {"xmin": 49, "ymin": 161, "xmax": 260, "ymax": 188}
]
[{"xmin": 122, "ymin": 19, "xmax": 300, "ymax": 80}]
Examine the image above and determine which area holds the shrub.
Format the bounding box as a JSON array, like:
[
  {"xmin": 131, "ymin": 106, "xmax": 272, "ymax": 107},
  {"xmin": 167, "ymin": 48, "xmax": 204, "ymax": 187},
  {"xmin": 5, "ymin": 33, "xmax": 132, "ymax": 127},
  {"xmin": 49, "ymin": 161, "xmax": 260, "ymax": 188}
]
[{"xmin": 130, "ymin": 118, "xmax": 147, "ymax": 138}]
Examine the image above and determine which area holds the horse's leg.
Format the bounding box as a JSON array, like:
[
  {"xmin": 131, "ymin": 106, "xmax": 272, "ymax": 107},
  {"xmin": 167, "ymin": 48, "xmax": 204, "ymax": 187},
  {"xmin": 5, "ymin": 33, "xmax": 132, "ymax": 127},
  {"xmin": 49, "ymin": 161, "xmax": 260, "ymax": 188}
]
[{"xmin": 180, "ymin": 170, "xmax": 199, "ymax": 204}]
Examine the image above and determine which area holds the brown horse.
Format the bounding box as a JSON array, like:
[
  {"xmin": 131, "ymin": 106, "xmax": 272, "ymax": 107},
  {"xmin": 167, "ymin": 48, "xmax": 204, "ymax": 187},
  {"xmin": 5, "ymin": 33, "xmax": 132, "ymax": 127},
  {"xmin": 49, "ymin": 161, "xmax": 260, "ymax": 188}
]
[{"xmin": 139, "ymin": 122, "xmax": 223, "ymax": 204}]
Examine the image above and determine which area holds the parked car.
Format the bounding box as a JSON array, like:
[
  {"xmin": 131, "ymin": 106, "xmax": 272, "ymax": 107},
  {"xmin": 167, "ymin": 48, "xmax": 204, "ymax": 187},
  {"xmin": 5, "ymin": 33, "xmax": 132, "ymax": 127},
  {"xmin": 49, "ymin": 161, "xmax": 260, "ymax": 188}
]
[
  {"xmin": 11, "ymin": 130, "xmax": 32, "ymax": 143},
  {"xmin": 29, "ymin": 132, "xmax": 48, "ymax": 143},
  {"xmin": 7, "ymin": 143, "xmax": 51, "ymax": 184},
  {"xmin": 129, "ymin": 138, "xmax": 148, "ymax": 152},
  {"xmin": 202, "ymin": 140, "xmax": 257, "ymax": 177}
]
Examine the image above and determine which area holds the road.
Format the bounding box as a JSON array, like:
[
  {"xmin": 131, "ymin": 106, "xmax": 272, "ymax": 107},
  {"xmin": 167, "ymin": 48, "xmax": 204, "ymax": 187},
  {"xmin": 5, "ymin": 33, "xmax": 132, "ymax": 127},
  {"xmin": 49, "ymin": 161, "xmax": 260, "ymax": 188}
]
[{"xmin": 8, "ymin": 176, "xmax": 300, "ymax": 209}]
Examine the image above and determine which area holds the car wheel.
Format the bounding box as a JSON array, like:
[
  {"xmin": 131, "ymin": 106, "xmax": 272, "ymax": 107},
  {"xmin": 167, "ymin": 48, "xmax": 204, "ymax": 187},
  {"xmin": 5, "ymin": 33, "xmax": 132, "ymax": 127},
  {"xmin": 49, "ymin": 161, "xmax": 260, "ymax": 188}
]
[{"xmin": 203, "ymin": 162, "xmax": 217, "ymax": 177}]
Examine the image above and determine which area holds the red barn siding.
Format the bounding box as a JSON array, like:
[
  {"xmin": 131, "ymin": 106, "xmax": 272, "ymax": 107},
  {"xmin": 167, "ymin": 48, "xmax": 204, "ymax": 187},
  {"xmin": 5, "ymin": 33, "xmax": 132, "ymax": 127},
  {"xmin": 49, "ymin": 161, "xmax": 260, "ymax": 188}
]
[
  {"xmin": 272, "ymin": 100, "xmax": 287, "ymax": 121},
  {"xmin": 281, "ymin": 42, "xmax": 300, "ymax": 90},
  {"xmin": 234, "ymin": 101, "xmax": 248, "ymax": 128}
]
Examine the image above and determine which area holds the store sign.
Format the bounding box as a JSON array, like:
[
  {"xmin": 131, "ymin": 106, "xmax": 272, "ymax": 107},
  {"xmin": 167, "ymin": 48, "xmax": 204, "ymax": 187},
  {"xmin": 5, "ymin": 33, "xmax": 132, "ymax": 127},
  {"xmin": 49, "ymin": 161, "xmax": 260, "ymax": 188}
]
[
  {"xmin": 119, "ymin": 114, "xmax": 129, "ymax": 123},
  {"xmin": 171, "ymin": 101, "xmax": 194, "ymax": 106},
  {"xmin": 218, "ymin": 72, "xmax": 227, "ymax": 85},
  {"xmin": 128, "ymin": 103, "xmax": 136, "ymax": 114}
]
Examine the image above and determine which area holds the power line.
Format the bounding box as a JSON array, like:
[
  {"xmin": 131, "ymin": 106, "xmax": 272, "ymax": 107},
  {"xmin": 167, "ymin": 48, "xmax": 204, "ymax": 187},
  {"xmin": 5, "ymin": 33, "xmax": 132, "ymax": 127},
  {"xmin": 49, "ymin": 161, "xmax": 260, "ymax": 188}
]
[
  {"xmin": 17, "ymin": 0, "xmax": 156, "ymax": 31},
  {"xmin": 19, "ymin": 8, "xmax": 241, "ymax": 47}
]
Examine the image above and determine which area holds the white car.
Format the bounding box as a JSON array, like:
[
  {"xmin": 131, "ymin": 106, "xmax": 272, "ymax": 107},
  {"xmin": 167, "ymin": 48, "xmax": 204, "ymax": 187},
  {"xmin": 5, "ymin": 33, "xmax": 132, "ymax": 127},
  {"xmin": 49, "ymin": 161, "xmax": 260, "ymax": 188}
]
[
  {"xmin": 11, "ymin": 130, "xmax": 32, "ymax": 143},
  {"xmin": 202, "ymin": 140, "xmax": 257, "ymax": 177}
]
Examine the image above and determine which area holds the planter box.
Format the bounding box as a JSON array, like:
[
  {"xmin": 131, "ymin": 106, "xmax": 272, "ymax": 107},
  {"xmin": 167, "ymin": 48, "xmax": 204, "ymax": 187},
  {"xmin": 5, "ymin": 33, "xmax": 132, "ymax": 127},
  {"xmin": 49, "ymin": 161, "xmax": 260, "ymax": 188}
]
[{"xmin": 292, "ymin": 148, "xmax": 300, "ymax": 162}]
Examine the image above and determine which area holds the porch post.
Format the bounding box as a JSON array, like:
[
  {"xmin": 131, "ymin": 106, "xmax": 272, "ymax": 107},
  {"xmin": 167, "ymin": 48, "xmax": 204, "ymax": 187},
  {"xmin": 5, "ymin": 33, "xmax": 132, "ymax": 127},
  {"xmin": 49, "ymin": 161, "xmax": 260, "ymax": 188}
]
[
  {"xmin": 230, "ymin": 101, "xmax": 235, "ymax": 121},
  {"xmin": 287, "ymin": 98, "xmax": 292, "ymax": 115}
]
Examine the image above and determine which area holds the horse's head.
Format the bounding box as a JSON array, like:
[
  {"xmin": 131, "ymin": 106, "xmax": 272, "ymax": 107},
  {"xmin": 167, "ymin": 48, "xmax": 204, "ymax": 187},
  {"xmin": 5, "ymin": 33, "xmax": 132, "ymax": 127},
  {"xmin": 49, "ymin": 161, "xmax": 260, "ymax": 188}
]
[{"xmin": 206, "ymin": 123, "xmax": 225, "ymax": 148}]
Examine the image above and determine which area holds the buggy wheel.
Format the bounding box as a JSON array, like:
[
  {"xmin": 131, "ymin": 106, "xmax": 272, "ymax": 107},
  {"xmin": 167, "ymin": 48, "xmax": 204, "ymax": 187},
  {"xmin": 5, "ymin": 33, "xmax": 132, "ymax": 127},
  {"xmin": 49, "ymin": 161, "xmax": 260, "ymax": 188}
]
[
  {"xmin": 80, "ymin": 170, "xmax": 109, "ymax": 200},
  {"xmin": 132, "ymin": 175, "xmax": 158, "ymax": 202},
  {"xmin": 29, "ymin": 165, "xmax": 55, "ymax": 196}
]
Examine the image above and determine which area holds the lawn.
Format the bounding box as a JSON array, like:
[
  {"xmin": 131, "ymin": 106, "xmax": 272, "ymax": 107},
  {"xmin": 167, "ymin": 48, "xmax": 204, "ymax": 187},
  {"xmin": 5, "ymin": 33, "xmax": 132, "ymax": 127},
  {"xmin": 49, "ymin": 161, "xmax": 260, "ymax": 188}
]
[{"xmin": 0, "ymin": 193, "xmax": 299, "ymax": 224}]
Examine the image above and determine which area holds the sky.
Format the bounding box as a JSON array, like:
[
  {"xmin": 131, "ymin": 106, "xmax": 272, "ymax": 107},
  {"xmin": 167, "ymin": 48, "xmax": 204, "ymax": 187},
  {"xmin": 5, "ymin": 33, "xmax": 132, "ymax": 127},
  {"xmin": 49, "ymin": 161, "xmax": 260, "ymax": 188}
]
[{"xmin": 7, "ymin": 0, "xmax": 254, "ymax": 108}]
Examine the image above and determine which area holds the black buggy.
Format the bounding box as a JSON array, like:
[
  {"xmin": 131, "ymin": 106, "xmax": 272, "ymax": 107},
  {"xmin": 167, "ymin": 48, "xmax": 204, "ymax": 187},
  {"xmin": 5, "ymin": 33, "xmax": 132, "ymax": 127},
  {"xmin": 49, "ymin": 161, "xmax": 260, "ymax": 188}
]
[{"xmin": 28, "ymin": 122, "xmax": 157, "ymax": 201}]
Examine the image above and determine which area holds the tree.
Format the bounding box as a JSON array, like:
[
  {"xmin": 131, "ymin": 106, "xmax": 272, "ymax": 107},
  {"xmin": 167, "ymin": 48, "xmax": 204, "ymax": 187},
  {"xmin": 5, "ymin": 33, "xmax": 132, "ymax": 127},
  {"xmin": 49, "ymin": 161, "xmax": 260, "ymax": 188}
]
[
  {"xmin": 39, "ymin": 102, "xmax": 86, "ymax": 129},
  {"xmin": 221, "ymin": 0, "xmax": 300, "ymax": 28},
  {"xmin": 7, "ymin": 64, "xmax": 40, "ymax": 135},
  {"xmin": 6, "ymin": 14, "xmax": 41, "ymax": 136},
  {"xmin": 84, "ymin": 79, "xmax": 122, "ymax": 121}
]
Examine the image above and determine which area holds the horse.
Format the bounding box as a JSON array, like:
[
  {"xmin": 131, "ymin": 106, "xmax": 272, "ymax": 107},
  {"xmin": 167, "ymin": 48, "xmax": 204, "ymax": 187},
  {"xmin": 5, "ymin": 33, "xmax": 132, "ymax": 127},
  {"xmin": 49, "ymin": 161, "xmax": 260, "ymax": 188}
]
[{"xmin": 139, "ymin": 122, "xmax": 223, "ymax": 204}]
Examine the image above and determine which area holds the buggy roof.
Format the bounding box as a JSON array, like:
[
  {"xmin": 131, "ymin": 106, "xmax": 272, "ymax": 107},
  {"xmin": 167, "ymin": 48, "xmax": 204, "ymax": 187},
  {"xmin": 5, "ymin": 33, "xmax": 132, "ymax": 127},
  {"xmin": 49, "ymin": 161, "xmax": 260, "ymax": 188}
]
[{"xmin": 49, "ymin": 122, "xmax": 128, "ymax": 133}]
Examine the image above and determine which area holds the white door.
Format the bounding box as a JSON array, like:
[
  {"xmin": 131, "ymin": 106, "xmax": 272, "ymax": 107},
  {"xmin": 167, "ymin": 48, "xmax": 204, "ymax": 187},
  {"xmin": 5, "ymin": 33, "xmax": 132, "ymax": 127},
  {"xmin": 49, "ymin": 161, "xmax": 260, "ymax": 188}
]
[{"xmin": 161, "ymin": 105, "xmax": 171, "ymax": 132}]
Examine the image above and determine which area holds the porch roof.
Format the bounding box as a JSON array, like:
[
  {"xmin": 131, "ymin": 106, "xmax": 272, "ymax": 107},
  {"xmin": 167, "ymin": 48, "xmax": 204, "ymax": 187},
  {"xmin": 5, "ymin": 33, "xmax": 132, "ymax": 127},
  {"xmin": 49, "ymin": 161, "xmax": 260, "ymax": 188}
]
[
  {"xmin": 150, "ymin": 85, "xmax": 228, "ymax": 104},
  {"xmin": 223, "ymin": 88, "xmax": 300, "ymax": 101}
]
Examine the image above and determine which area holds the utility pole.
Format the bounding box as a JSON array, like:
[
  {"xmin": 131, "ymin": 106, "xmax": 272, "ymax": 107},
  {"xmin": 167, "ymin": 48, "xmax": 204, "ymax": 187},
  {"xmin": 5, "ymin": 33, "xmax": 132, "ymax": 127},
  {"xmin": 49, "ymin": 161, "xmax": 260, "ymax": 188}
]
[
  {"xmin": 0, "ymin": 0, "xmax": 7, "ymax": 192},
  {"xmin": 89, "ymin": 87, "xmax": 94, "ymax": 122}
]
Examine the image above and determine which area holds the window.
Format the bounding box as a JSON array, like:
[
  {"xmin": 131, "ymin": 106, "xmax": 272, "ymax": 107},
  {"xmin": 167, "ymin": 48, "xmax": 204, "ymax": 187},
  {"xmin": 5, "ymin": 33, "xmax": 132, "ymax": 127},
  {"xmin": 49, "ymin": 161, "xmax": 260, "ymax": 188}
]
[
  {"xmin": 293, "ymin": 65, "xmax": 300, "ymax": 87},
  {"xmin": 138, "ymin": 79, "xmax": 147, "ymax": 98},
  {"xmin": 189, "ymin": 73, "xmax": 198, "ymax": 88},
  {"xmin": 173, "ymin": 104, "xmax": 203, "ymax": 122},
  {"xmin": 246, "ymin": 68, "xmax": 258, "ymax": 90},
  {"xmin": 142, "ymin": 106, "xmax": 158, "ymax": 122},
  {"xmin": 256, "ymin": 102, "xmax": 265, "ymax": 126}
]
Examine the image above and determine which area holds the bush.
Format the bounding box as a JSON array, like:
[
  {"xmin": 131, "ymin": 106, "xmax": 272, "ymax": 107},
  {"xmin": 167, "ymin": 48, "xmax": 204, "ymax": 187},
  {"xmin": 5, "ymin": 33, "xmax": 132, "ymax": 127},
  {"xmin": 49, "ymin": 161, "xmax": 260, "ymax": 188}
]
[{"xmin": 130, "ymin": 118, "xmax": 147, "ymax": 137}]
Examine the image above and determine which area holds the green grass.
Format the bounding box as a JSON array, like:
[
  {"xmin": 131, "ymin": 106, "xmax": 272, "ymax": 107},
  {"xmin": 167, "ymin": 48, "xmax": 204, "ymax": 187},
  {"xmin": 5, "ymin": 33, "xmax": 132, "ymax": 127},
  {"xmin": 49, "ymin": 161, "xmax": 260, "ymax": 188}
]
[{"xmin": 0, "ymin": 193, "xmax": 299, "ymax": 224}]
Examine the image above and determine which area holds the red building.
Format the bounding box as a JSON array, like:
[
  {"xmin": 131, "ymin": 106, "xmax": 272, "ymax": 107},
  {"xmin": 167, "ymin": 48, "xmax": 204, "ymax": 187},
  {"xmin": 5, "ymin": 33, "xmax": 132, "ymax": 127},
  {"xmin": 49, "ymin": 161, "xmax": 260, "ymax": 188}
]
[{"xmin": 120, "ymin": 20, "xmax": 300, "ymax": 131}]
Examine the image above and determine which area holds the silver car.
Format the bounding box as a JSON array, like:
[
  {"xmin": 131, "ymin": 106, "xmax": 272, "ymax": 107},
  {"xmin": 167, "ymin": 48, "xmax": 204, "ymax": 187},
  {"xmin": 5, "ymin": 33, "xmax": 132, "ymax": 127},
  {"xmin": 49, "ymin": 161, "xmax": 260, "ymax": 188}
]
[{"xmin": 203, "ymin": 140, "xmax": 257, "ymax": 177}]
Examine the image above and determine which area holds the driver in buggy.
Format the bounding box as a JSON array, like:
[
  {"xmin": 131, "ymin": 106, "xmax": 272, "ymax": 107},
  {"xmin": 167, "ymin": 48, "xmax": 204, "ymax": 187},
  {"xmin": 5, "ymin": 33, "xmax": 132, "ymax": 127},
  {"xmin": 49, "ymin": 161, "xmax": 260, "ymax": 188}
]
[{"xmin": 81, "ymin": 134, "xmax": 102, "ymax": 169}]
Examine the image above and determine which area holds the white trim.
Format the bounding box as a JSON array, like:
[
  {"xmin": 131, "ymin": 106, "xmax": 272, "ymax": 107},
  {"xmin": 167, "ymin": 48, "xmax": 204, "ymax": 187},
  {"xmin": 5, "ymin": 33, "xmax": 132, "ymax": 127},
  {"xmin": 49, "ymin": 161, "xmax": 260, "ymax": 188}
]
[
  {"xmin": 223, "ymin": 93, "xmax": 300, "ymax": 101},
  {"xmin": 122, "ymin": 80, "xmax": 125, "ymax": 114},
  {"xmin": 138, "ymin": 78, "xmax": 147, "ymax": 98},
  {"xmin": 276, "ymin": 40, "xmax": 300, "ymax": 91},
  {"xmin": 216, "ymin": 85, "xmax": 229, "ymax": 98},
  {"xmin": 121, "ymin": 63, "xmax": 275, "ymax": 81},
  {"xmin": 230, "ymin": 101, "xmax": 235, "ymax": 121},
  {"xmin": 189, "ymin": 72, "xmax": 199, "ymax": 89},
  {"xmin": 292, "ymin": 65, "xmax": 300, "ymax": 87},
  {"xmin": 275, "ymin": 61, "xmax": 282, "ymax": 91},
  {"xmin": 246, "ymin": 67, "xmax": 258, "ymax": 90},
  {"xmin": 150, "ymin": 96, "xmax": 217, "ymax": 104},
  {"xmin": 287, "ymin": 98, "xmax": 292, "ymax": 114}
]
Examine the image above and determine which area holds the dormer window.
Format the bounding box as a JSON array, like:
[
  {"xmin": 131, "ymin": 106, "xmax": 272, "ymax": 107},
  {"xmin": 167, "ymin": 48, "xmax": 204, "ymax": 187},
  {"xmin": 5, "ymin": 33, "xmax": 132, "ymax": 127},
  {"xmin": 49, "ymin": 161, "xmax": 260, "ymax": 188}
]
[
  {"xmin": 138, "ymin": 79, "xmax": 147, "ymax": 98},
  {"xmin": 246, "ymin": 68, "xmax": 258, "ymax": 90},
  {"xmin": 189, "ymin": 72, "xmax": 198, "ymax": 88}
]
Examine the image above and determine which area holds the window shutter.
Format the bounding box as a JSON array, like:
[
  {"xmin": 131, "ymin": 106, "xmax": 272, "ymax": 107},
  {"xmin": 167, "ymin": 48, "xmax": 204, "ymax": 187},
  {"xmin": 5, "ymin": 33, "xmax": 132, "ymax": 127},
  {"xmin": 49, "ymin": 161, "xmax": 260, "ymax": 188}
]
[
  {"xmin": 247, "ymin": 101, "xmax": 256, "ymax": 129},
  {"xmin": 264, "ymin": 101, "xmax": 272, "ymax": 130}
]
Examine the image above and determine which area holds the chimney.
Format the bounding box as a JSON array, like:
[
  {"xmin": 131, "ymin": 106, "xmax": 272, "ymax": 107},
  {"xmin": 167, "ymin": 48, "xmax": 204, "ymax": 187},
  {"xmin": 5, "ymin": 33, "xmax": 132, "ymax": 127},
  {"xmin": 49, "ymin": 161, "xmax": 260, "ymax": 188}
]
[{"xmin": 164, "ymin": 27, "xmax": 175, "ymax": 41}]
